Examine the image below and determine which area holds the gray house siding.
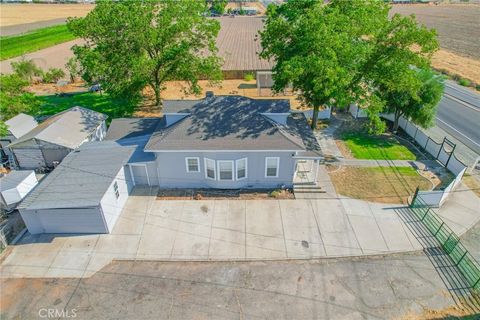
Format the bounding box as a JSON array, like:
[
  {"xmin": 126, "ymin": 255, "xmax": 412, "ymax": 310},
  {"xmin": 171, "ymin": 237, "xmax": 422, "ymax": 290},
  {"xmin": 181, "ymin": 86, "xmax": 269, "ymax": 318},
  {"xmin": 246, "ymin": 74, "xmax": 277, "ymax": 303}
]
[
  {"xmin": 100, "ymin": 166, "xmax": 132, "ymax": 232},
  {"xmin": 155, "ymin": 151, "xmax": 295, "ymax": 189},
  {"xmin": 12, "ymin": 142, "xmax": 46, "ymax": 169},
  {"xmin": 20, "ymin": 207, "xmax": 107, "ymax": 234}
]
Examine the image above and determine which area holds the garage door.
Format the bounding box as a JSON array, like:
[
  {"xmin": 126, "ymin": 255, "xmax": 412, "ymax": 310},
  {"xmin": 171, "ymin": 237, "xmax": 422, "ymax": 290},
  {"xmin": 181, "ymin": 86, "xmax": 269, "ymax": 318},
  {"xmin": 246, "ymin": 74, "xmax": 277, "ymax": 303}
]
[
  {"xmin": 130, "ymin": 164, "xmax": 149, "ymax": 185},
  {"xmin": 30, "ymin": 208, "xmax": 108, "ymax": 234}
]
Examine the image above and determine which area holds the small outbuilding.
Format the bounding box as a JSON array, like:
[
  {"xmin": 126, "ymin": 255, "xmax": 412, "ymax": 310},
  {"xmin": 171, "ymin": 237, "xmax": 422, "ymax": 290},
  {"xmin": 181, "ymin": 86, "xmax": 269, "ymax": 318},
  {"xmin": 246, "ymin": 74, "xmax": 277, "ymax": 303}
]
[
  {"xmin": 8, "ymin": 107, "xmax": 107, "ymax": 170},
  {"xmin": 0, "ymin": 170, "xmax": 38, "ymax": 212},
  {"xmin": 18, "ymin": 141, "xmax": 135, "ymax": 234},
  {"xmin": 0, "ymin": 113, "xmax": 38, "ymax": 161}
]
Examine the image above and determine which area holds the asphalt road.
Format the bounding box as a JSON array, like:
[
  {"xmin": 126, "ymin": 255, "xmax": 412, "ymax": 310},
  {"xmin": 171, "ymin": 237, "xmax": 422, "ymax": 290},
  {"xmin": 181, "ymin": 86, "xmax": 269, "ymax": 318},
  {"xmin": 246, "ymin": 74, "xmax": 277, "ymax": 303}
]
[{"xmin": 436, "ymin": 81, "xmax": 480, "ymax": 154}]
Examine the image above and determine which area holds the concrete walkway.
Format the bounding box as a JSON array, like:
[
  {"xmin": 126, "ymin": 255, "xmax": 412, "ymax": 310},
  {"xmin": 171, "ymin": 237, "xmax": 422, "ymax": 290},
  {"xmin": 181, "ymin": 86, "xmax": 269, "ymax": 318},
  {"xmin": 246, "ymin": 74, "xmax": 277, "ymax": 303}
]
[{"xmin": 338, "ymin": 159, "xmax": 442, "ymax": 170}]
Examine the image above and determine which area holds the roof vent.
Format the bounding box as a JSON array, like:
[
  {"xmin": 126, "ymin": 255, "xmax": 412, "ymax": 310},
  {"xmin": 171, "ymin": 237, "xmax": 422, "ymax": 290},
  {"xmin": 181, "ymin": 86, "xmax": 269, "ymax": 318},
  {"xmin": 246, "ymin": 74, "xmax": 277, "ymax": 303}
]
[{"xmin": 205, "ymin": 91, "xmax": 214, "ymax": 98}]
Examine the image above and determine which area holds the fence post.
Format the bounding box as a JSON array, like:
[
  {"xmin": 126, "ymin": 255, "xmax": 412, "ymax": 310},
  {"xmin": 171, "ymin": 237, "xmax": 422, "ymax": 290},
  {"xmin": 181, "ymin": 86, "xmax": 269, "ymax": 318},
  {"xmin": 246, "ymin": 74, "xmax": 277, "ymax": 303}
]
[
  {"xmin": 434, "ymin": 222, "xmax": 444, "ymax": 236},
  {"xmin": 424, "ymin": 137, "xmax": 430, "ymax": 150},
  {"xmin": 445, "ymin": 144, "xmax": 457, "ymax": 168},
  {"xmin": 456, "ymin": 251, "xmax": 468, "ymax": 266},
  {"xmin": 410, "ymin": 187, "xmax": 420, "ymax": 207},
  {"xmin": 437, "ymin": 137, "xmax": 445, "ymax": 159},
  {"xmin": 413, "ymin": 126, "xmax": 419, "ymax": 141}
]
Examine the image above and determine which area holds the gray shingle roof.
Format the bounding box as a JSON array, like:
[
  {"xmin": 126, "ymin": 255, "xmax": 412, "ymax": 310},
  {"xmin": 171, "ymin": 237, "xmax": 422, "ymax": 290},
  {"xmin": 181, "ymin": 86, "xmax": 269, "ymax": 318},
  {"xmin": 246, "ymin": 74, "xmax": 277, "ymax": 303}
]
[
  {"xmin": 18, "ymin": 141, "xmax": 134, "ymax": 210},
  {"xmin": 0, "ymin": 170, "xmax": 35, "ymax": 192},
  {"xmin": 145, "ymin": 95, "xmax": 312, "ymax": 152},
  {"xmin": 8, "ymin": 107, "xmax": 107, "ymax": 149},
  {"xmin": 4, "ymin": 113, "xmax": 38, "ymax": 139},
  {"xmin": 105, "ymin": 118, "xmax": 160, "ymax": 163}
]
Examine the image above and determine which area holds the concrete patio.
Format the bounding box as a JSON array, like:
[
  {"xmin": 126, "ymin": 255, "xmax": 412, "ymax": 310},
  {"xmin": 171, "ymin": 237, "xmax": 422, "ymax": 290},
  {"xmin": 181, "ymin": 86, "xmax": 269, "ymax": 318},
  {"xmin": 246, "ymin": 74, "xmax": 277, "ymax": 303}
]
[{"xmin": 1, "ymin": 186, "xmax": 429, "ymax": 278}]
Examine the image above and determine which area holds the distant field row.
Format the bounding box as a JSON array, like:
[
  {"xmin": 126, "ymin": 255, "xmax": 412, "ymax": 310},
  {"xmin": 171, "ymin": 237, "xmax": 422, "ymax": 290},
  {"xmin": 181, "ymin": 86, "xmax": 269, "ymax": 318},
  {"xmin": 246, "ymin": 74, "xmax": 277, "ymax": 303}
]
[{"xmin": 0, "ymin": 24, "xmax": 75, "ymax": 61}]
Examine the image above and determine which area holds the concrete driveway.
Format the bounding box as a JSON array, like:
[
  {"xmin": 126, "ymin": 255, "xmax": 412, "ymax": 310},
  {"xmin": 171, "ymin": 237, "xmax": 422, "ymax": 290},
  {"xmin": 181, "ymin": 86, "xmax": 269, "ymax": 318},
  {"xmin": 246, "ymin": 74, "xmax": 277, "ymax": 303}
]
[{"xmin": 0, "ymin": 187, "xmax": 426, "ymax": 278}]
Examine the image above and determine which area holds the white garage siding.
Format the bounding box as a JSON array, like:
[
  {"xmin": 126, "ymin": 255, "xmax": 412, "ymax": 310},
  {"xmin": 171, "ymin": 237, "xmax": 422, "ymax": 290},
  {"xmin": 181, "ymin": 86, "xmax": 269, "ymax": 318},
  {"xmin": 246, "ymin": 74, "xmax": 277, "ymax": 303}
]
[
  {"xmin": 99, "ymin": 166, "xmax": 132, "ymax": 232},
  {"xmin": 20, "ymin": 207, "xmax": 107, "ymax": 234}
]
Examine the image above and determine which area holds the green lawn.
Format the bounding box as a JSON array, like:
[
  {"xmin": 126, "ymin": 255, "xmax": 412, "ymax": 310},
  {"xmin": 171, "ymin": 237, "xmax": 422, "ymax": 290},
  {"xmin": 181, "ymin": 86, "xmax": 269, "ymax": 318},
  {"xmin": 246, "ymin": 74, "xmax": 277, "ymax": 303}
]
[
  {"xmin": 0, "ymin": 25, "xmax": 76, "ymax": 61},
  {"xmin": 39, "ymin": 92, "xmax": 137, "ymax": 121},
  {"xmin": 342, "ymin": 131, "xmax": 417, "ymax": 160}
]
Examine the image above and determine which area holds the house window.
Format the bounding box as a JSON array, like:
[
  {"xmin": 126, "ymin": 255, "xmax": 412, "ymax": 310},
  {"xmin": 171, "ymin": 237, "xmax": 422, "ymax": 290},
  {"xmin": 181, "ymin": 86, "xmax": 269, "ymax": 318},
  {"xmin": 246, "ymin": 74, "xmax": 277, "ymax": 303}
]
[
  {"xmin": 205, "ymin": 158, "xmax": 216, "ymax": 180},
  {"xmin": 113, "ymin": 181, "xmax": 120, "ymax": 199},
  {"xmin": 265, "ymin": 157, "xmax": 280, "ymax": 178},
  {"xmin": 218, "ymin": 160, "xmax": 234, "ymax": 181},
  {"xmin": 185, "ymin": 157, "xmax": 200, "ymax": 172},
  {"xmin": 236, "ymin": 158, "xmax": 247, "ymax": 180}
]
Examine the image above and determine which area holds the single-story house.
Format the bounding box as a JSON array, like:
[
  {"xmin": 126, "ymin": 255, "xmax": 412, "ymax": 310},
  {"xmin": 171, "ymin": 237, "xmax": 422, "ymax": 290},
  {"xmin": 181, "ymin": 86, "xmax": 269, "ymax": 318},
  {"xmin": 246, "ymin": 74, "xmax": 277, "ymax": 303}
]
[
  {"xmin": 18, "ymin": 141, "xmax": 135, "ymax": 234},
  {"xmin": 0, "ymin": 113, "xmax": 38, "ymax": 161},
  {"xmin": 0, "ymin": 170, "xmax": 38, "ymax": 212},
  {"xmin": 107, "ymin": 94, "xmax": 322, "ymax": 189},
  {"xmin": 8, "ymin": 107, "xmax": 107, "ymax": 170}
]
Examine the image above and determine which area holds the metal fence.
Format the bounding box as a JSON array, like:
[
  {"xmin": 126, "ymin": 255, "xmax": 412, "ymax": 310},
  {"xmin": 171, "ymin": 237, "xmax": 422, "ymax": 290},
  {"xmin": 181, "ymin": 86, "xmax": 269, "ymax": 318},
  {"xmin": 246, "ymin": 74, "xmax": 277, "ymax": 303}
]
[{"xmin": 410, "ymin": 192, "xmax": 480, "ymax": 294}]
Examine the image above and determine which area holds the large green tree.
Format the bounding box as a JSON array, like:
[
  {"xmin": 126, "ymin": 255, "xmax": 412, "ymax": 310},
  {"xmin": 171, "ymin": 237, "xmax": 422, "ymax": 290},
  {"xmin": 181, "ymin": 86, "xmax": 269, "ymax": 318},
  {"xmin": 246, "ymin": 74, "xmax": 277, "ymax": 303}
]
[
  {"xmin": 260, "ymin": 0, "xmax": 441, "ymax": 132},
  {"xmin": 259, "ymin": 0, "xmax": 389, "ymax": 129},
  {"xmin": 0, "ymin": 74, "xmax": 40, "ymax": 136},
  {"xmin": 363, "ymin": 13, "xmax": 440, "ymax": 132},
  {"xmin": 68, "ymin": 0, "xmax": 223, "ymax": 106}
]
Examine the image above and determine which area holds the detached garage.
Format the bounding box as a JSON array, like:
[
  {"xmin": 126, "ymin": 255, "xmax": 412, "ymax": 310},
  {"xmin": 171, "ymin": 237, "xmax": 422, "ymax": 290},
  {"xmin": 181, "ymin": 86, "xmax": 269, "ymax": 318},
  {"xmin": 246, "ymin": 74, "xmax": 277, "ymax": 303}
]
[{"xmin": 18, "ymin": 142, "xmax": 135, "ymax": 234}]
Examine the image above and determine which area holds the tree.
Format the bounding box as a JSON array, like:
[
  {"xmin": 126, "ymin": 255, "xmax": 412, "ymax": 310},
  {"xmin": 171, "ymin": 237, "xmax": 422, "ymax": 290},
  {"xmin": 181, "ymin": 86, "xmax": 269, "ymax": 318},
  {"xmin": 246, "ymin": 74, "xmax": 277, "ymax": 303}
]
[
  {"xmin": 66, "ymin": 57, "xmax": 80, "ymax": 83},
  {"xmin": 359, "ymin": 12, "xmax": 440, "ymax": 133},
  {"xmin": 259, "ymin": 0, "xmax": 389, "ymax": 129},
  {"xmin": 210, "ymin": 0, "xmax": 227, "ymax": 15},
  {"xmin": 0, "ymin": 74, "xmax": 40, "ymax": 136},
  {"xmin": 379, "ymin": 69, "xmax": 444, "ymax": 132},
  {"xmin": 11, "ymin": 58, "xmax": 43, "ymax": 82},
  {"xmin": 67, "ymin": 0, "xmax": 223, "ymax": 106}
]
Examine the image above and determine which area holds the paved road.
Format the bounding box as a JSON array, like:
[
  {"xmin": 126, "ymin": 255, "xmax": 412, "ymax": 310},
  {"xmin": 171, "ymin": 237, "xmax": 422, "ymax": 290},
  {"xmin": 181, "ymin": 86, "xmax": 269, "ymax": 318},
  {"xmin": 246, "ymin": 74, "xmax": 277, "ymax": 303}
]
[
  {"xmin": 0, "ymin": 18, "xmax": 66, "ymax": 37},
  {"xmin": 436, "ymin": 81, "xmax": 480, "ymax": 154}
]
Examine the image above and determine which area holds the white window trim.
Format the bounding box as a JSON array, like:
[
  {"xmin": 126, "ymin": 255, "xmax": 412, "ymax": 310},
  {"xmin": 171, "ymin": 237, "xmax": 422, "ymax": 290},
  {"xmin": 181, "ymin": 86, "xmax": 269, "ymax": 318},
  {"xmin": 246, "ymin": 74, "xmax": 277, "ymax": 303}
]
[
  {"xmin": 236, "ymin": 158, "xmax": 248, "ymax": 180},
  {"xmin": 265, "ymin": 157, "xmax": 280, "ymax": 178},
  {"xmin": 204, "ymin": 158, "xmax": 216, "ymax": 180},
  {"xmin": 185, "ymin": 157, "xmax": 200, "ymax": 173},
  {"xmin": 217, "ymin": 160, "xmax": 234, "ymax": 181}
]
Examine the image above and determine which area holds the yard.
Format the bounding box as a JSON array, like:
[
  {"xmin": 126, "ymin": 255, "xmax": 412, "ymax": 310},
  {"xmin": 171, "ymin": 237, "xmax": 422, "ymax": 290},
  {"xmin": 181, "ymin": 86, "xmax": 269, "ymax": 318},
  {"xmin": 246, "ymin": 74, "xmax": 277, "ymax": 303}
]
[
  {"xmin": 38, "ymin": 92, "xmax": 136, "ymax": 120},
  {"xmin": 327, "ymin": 165, "xmax": 432, "ymax": 204},
  {"xmin": 0, "ymin": 25, "xmax": 76, "ymax": 60}
]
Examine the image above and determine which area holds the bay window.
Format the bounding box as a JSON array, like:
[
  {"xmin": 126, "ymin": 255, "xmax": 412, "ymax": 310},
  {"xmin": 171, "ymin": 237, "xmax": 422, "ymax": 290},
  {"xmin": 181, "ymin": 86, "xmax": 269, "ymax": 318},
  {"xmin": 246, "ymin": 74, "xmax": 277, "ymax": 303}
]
[
  {"xmin": 218, "ymin": 160, "xmax": 234, "ymax": 181},
  {"xmin": 236, "ymin": 158, "xmax": 247, "ymax": 180},
  {"xmin": 205, "ymin": 158, "xmax": 216, "ymax": 180}
]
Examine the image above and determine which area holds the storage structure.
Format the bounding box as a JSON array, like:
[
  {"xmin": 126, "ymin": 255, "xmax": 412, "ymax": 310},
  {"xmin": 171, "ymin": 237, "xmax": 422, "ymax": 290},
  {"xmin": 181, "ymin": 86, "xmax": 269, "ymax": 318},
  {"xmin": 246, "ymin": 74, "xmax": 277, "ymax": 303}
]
[
  {"xmin": 8, "ymin": 107, "xmax": 107, "ymax": 170},
  {"xmin": 0, "ymin": 114, "xmax": 38, "ymax": 161},
  {"xmin": 18, "ymin": 142, "xmax": 135, "ymax": 234},
  {"xmin": 0, "ymin": 170, "xmax": 38, "ymax": 211}
]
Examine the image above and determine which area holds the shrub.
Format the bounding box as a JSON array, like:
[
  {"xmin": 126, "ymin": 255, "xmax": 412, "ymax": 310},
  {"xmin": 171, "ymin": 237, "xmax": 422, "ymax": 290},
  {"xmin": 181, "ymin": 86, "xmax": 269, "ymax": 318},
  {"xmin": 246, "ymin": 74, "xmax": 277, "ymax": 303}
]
[
  {"xmin": 475, "ymin": 84, "xmax": 480, "ymax": 91},
  {"xmin": 11, "ymin": 58, "xmax": 43, "ymax": 82},
  {"xmin": 244, "ymin": 72, "xmax": 255, "ymax": 81},
  {"xmin": 43, "ymin": 68, "xmax": 66, "ymax": 83},
  {"xmin": 269, "ymin": 190, "xmax": 282, "ymax": 198},
  {"xmin": 458, "ymin": 78, "xmax": 471, "ymax": 87}
]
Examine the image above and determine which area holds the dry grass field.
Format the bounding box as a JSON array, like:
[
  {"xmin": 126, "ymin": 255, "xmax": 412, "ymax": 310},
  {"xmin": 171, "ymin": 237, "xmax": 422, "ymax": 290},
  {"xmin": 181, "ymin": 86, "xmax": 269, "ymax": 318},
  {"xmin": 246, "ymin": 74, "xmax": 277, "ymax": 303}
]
[
  {"xmin": 391, "ymin": 4, "xmax": 480, "ymax": 83},
  {"xmin": 0, "ymin": 4, "xmax": 94, "ymax": 27}
]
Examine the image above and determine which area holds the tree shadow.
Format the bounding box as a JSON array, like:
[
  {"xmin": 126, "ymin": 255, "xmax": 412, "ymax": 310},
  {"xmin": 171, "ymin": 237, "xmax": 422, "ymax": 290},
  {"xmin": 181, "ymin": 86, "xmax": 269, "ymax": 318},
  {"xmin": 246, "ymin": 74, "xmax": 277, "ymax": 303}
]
[{"xmin": 395, "ymin": 207, "xmax": 480, "ymax": 313}]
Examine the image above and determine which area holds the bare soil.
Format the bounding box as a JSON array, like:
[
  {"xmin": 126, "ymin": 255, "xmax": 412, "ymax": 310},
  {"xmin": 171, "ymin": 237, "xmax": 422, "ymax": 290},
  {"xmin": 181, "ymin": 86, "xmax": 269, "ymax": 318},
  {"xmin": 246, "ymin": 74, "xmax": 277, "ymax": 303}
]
[
  {"xmin": 327, "ymin": 165, "xmax": 432, "ymax": 204},
  {"xmin": 157, "ymin": 188, "xmax": 294, "ymax": 200},
  {"xmin": 463, "ymin": 175, "xmax": 480, "ymax": 198},
  {"xmin": 0, "ymin": 4, "xmax": 94, "ymax": 27}
]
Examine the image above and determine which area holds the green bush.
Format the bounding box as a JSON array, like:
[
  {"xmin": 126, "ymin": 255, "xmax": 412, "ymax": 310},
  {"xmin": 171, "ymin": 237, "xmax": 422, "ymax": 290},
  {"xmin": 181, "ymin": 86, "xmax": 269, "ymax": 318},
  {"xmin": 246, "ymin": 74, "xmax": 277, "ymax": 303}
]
[
  {"xmin": 475, "ymin": 84, "xmax": 480, "ymax": 91},
  {"xmin": 43, "ymin": 68, "xmax": 66, "ymax": 83},
  {"xmin": 11, "ymin": 59, "xmax": 43, "ymax": 81},
  {"xmin": 458, "ymin": 78, "xmax": 471, "ymax": 87},
  {"xmin": 244, "ymin": 72, "xmax": 255, "ymax": 81},
  {"xmin": 269, "ymin": 190, "xmax": 282, "ymax": 198}
]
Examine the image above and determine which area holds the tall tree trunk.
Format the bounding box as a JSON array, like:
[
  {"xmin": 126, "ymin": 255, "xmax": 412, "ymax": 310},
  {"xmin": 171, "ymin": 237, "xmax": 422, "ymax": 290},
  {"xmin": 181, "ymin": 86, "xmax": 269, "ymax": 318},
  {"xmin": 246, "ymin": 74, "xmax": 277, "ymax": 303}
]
[
  {"xmin": 311, "ymin": 105, "xmax": 319, "ymax": 130},
  {"xmin": 393, "ymin": 109, "xmax": 401, "ymax": 133},
  {"xmin": 152, "ymin": 84, "xmax": 161, "ymax": 106}
]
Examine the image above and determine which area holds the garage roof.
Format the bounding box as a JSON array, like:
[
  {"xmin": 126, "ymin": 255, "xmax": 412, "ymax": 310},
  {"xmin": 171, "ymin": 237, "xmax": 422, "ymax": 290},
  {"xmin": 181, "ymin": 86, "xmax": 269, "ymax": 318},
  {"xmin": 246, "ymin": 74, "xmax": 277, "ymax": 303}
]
[
  {"xmin": 0, "ymin": 170, "xmax": 35, "ymax": 192},
  {"xmin": 18, "ymin": 142, "xmax": 134, "ymax": 210},
  {"xmin": 4, "ymin": 113, "xmax": 38, "ymax": 139}
]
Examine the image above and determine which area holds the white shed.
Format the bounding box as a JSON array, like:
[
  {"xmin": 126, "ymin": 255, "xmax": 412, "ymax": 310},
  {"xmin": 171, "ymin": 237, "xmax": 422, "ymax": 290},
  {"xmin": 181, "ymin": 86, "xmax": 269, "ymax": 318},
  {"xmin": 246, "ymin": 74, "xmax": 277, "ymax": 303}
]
[
  {"xmin": 0, "ymin": 114, "xmax": 38, "ymax": 159},
  {"xmin": 0, "ymin": 170, "xmax": 38, "ymax": 211},
  {"xmin": 8, "ymin": 107, "xmax": 107, "ymax": 170},
  {"xmin": 18, "ymin": 142, "xmax": 135, "ymax": 234}
]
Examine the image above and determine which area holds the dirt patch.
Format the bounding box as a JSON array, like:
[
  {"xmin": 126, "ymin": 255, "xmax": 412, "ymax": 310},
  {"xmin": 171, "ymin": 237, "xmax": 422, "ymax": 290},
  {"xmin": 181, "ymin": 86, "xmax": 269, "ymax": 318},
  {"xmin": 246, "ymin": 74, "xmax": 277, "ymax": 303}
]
[
  {"xmin": 463, "ymin": 175, "xmax": 480, "ymax": 198},
  {"xmin": 0, "ymin": 4, "xmax": 94, "ymax": 27},
  {"xmin": 327, "ymin": 165, "xmax": 432, "ymax": 204},
  {"xmin": 28, "ymin": 82, "xmax": 87, "ymax": 96},
  {"xmin": 396, "ymin": 303, "xmax": 478, "ymax": 320},
  {"xmin": 433, "ymin": 49, "xmax": 480, "ymax": 85},
  {"xmin": 157, "ymin": 188, "xmax": 294, "ymax": 200},
  {"xmin": 225, "ymin": 2, "xmax": 266, "ymax": 15}
]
